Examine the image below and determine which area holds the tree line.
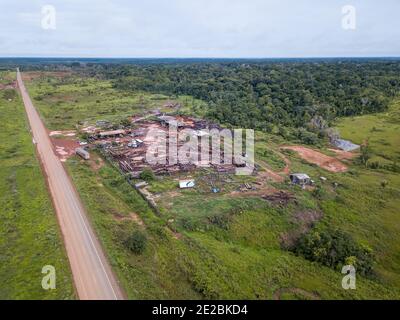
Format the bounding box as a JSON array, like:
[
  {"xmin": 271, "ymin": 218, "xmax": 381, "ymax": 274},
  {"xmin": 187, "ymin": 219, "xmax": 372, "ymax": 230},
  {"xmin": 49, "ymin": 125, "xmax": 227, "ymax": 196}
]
[{"xmin": 101, "ymin": 60, "xmax": 400, "ymax": 144}]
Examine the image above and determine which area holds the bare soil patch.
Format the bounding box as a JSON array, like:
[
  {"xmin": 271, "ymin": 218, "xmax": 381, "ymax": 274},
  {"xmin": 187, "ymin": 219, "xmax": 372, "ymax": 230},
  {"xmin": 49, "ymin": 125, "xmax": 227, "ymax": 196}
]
[
  {"xmin": 51, "ymin": 137, "xmax": 79, "ymax": 162},
  {"xmin": 49, "ymin": 130, "xmax": 76, "ymax": 137},
  {"xmin": 262, "ymin": 191, "xmax": 295, "ymax": 207},
  {"xmin": 229, "ymin": 185, "xmax": 280, "ymax": 198},
  {"xmin": 89, "ymin": 156, "xmax": 104, "ymax": 171},
  {"xmin": 281, "ymin": 146, "xmax": 348, "ymax": 172},
  {"xmin": 0, "ymin": 81, "xmax": 17, "ymax": 90},
  {"xmin": 113, "ymin": 211, "xmax": 145, "ymax": 227}
]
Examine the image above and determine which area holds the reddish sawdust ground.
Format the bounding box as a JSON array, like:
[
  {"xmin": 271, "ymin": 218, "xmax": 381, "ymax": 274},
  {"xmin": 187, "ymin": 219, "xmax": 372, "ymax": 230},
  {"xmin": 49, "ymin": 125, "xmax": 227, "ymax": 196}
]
[
  {"xmin": 281, "ymin": 146, "xmax": 348, "ymax": 173},
  {"xmin": 51, "ymin": 137, "xmax": 79, "ymax": 162}
]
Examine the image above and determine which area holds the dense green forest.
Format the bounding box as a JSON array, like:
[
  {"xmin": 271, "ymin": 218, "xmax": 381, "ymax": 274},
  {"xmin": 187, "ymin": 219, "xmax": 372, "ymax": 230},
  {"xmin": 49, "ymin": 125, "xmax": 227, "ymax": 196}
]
[{"xmin": 95, "ymin": 61, "xmax": 400, "ymax": 143}]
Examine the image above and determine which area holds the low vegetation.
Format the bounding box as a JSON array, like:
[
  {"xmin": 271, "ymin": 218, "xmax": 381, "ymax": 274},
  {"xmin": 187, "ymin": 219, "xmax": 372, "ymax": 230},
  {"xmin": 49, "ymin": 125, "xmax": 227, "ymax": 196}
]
[
  {"xmin": 24, "ymin": 72, "xmax": 204, "ymax": 130},
  {"xmin": 125, "ymin": 230, "xmax": 147, "ymax": 254},
  {"xmin": 292, "ymin": 229, "xmax": 374, "ymax": 277},
  {"xmin": 0, "ymin": 72, "xmax": 74, "ymax": 299}
]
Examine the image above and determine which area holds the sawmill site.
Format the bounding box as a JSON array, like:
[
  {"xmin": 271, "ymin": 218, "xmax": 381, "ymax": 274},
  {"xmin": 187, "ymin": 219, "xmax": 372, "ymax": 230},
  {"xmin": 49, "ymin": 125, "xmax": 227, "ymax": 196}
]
[{"xmin": 86, "ymin": 114, "xmax": 249, "ymax": 178}]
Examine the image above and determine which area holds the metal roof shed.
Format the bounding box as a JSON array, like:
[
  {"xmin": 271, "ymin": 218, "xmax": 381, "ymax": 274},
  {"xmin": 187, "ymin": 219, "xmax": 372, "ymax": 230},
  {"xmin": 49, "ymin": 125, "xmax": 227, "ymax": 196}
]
[{"xmin": 289, "ymin": 173, "xmax": 311, "ymax": 185}]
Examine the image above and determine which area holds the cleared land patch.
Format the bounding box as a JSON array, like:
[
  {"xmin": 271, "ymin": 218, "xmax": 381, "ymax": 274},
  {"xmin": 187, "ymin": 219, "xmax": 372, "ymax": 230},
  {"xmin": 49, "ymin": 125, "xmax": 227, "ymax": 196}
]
[{"xmin": 281, "ymin": 146, "xmax": 349, "ymax": 173}]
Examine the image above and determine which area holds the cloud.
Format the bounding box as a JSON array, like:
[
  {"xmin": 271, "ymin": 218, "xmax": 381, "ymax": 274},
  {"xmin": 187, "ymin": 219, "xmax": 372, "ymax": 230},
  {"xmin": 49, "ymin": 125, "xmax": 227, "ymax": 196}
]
[{"xmin": 0, "ymin": 0, "xmax": 399, "ymax": 57}]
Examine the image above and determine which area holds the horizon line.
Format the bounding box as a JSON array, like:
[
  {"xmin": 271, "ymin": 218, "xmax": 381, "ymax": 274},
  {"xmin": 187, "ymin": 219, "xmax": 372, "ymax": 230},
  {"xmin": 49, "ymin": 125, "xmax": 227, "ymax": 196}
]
[{"xmin": 1, "ymin": 56, "xmax": 400, "ymax": 60}]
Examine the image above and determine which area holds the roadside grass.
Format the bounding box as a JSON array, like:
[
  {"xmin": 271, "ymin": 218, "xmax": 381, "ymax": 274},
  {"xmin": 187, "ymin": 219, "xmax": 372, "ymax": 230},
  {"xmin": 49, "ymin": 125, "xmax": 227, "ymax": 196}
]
[{"xmin": 0, "ymin": 76, "xmax": 74, "ymax": 299}]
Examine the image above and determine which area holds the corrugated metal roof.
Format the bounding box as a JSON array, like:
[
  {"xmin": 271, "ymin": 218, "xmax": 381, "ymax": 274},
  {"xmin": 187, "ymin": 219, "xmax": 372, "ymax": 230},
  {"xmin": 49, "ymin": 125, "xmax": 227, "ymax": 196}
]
[{"xmin": 290, "ymin": 173, "xmax": 310, "ymax": 180}]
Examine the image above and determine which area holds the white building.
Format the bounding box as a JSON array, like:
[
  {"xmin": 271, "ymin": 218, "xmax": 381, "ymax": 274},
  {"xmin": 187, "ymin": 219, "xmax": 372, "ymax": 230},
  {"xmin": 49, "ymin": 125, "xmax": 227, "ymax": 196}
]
[{"xmin": 179, "ymin": 179, "xmax": 195, "ymax": 189}]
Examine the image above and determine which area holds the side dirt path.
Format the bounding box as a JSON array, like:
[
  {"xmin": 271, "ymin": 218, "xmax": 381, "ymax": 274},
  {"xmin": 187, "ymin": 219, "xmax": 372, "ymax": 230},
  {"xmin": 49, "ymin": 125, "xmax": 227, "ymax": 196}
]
[{"xmin": 257, "ymin": 148, "xmax": 291, "ymax": 183}]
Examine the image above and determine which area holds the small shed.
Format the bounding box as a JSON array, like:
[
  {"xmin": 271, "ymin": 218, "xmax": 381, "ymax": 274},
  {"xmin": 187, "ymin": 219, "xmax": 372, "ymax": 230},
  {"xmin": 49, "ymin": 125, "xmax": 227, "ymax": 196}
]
[
  {"xmin": 179, "ymin": 179, "xmax": 195, "ymax": 189},
  {"xmin": 290, "ymin": 173, "xmax": 311, "ymax": 185},
  {"xmin": 76, "ymin": 148, "xmax": 90, "ymax": 160}
]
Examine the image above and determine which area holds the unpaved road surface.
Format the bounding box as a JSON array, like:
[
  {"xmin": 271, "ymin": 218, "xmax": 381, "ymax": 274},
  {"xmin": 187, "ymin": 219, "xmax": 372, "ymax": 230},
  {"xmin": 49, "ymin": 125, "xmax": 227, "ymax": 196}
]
[
  {"xmin": 17, "ymin": 69, "xmax": 125, "ymax": 300},
  {"xmin": 281, "ymin": 146, "xmax": 348, "ymax": 173}
]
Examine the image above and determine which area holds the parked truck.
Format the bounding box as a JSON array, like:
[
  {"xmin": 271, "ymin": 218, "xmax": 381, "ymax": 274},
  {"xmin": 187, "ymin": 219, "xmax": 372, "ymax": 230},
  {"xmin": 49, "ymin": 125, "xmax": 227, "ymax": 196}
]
[{"xmin": 76, "ymin": 147, "xmax": 90, "ymax": 160}]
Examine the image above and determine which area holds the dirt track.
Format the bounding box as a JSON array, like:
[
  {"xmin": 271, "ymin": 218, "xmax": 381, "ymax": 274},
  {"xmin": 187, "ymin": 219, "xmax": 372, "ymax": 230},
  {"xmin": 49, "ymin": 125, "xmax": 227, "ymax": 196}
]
[
  {"xmin": 17, "ymin": 69, "xmax": 125, "ymax": 300},
  {"xmin": 281, "ymin": 146, "xmax": 348, "ymax": 173}
]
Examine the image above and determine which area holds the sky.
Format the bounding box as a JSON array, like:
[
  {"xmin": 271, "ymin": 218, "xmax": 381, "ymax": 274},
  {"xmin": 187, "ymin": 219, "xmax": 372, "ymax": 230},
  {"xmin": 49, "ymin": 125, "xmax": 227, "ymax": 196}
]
[{"xmin": 0, "ymin": 0, "xmax": 399, "ymax": 58}]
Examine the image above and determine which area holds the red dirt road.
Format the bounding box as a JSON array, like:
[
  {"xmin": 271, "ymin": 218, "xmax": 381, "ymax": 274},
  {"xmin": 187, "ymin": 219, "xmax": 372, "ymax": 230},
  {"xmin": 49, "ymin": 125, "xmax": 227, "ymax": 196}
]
[{"xmin": 17, "ymin": 69, "xmax": 125, "ymax": 300}]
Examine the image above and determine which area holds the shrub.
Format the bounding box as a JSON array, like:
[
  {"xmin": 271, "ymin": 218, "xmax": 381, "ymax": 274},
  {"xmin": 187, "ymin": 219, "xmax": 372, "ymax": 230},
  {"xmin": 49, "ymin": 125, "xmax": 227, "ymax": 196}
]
[
  {"xmin": 140, "ymin": 168, "xmax": 155, "ymax": 181},
  {"xmin": 3, "ymin": 89, "xmax": 16, "ymax": 100},
  {"xmin": 312, "ymin": 185, "xmax": 326, "ymax": 200},
  {"xmin": 180, "ymin": 217, "xmax": 197, "ymax": 231},
  {"xmin": 119, "ymin": 118, "xmax": 132, "ymax": 127},
  {"xmin": 207, "ymin": 213, "xmax": 232, "ymax": 230},
  {"xmin": 359, "ymin": 144, "xmax": 372, "ymax": 166},
  {"xmin": 292, "ymin": 228, "xmax": 374, "ymax": 276},
  {"xmin": 125, "ymin": 230, "xmax": 147, "ymax": 254},
  {"xmin": 296, "ymin": 128, "xmax": 319, "ymax": 145}
]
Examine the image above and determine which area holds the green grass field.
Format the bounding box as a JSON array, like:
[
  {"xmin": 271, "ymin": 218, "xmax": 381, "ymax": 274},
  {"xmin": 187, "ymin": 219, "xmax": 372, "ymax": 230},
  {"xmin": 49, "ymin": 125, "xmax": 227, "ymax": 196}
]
[
  {"xmin": 336, "ymin": 98, "xmax": 400, "ymax": 162},
  {"xmin": 0, "ymin": 71, "xmax": 75, "ymax": 299},
  {"xmin": 25, "ymin": 72, "xmax": 206, "ymax": 130},
  {"xmin": 21, "ymin": 72, "xmax": 400, "ymax": 299}
]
